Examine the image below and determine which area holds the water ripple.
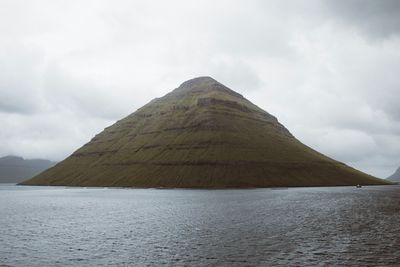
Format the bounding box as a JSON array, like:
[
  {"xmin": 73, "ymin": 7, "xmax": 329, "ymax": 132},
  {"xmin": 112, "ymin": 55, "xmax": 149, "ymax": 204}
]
[{"xmin": 0, "ymin": 184, "xmax": 399, "ymax": 266}]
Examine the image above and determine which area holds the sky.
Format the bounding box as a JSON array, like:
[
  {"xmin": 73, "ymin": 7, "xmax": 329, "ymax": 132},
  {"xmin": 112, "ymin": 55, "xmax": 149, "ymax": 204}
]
[{"xmin": 0, "ymin": 0, "xmax": 399, "ymax": 178}]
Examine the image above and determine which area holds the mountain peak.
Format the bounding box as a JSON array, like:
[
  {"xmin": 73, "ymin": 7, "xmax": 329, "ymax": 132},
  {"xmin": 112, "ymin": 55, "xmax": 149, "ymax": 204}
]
[
  {"xmin": 173, "ymin": 76, "xmax": 243, "ymax": 98},
  {"xmin": 180, "ymin": 76, "xmax": 217, "ymax": 87}
]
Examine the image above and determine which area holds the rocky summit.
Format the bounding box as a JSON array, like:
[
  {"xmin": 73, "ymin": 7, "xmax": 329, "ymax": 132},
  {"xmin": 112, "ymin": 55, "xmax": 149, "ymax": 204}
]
[{"xmin": 21, "ymin": 77, "xmax": 389, "ymax": 187}]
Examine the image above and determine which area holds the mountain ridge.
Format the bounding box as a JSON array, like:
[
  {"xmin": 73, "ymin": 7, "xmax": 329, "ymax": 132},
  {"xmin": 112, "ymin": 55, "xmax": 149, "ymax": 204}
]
[{"xmin": 0, "ymin": 155, "xmax": 56, "ymax": 183}]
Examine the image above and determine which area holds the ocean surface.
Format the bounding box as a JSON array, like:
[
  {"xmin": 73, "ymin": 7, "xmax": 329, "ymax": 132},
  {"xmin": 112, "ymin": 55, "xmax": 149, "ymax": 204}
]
[{"xmin": 0, "ymin": 184, "xmax": 399, "ymax": 266}]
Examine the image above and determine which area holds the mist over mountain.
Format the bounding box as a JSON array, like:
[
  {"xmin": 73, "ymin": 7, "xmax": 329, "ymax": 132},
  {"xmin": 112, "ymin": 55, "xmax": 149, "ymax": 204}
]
[
  {"xmin": 21, "ymin": 77, "xmax": 389, "ymax": 188},
  {"xmin": 387, "ymin": 167, "xmax": 400, "ymax": 182},
  {"xmin": 0, "ymin": 156, "xmax": 56, "ymax": 183}
]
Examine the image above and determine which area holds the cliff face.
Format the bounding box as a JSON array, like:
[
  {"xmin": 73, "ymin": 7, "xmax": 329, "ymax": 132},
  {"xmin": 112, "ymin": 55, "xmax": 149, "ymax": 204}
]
[
  {"xmin": 21, "ymin": 77, "xmax": 389, "ymax": 187},
  {"xmin": 0, "ymin": 156, "xmax": 56, "ymax": 183},
  {"xmin": 388, "ymin": 167, "xmax": 400, "ymax": 182}
]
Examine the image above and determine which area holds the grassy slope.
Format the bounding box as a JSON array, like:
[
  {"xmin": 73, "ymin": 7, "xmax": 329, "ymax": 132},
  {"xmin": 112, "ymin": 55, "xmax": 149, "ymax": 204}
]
[{"xmin": 21, "ymin": 77, "xmax": 390, "ymax": 187}]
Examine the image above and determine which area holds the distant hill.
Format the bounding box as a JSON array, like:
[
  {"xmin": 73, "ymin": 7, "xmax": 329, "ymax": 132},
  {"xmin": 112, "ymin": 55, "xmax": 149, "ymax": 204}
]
[
  {"xmin": 0, "ymin": 156, "xmax": 56, "ymax": 183},
  {"xmin": 21, "ymin": 77, "xmax": 389, "ymax": 188},
  {"xmin": 387, "ymin": 167, "xmax": 400, "ymax": 182}
]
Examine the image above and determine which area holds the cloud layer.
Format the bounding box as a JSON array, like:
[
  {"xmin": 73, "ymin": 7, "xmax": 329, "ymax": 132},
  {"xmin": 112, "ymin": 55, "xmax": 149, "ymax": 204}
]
[{"xmin": 1, "ymin": 0, "xmax": 399, "ymax": 177}]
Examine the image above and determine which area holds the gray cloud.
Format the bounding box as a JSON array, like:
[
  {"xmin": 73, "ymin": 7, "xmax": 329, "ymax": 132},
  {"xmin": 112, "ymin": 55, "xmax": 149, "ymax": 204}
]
[
  {"xmin": 326, "ymin": 0, "xmax": 400, "ymax": 38},
  {"xmin": 0, "ymin": 44, "xmax": 44, "ymax": 114},
  {"xmin": 0, "ymin": 0, "xmax": 399, "ymax": 178}
]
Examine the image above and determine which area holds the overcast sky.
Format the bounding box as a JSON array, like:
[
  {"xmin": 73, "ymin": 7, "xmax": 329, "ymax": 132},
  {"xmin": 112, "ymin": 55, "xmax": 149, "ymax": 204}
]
[{"xmin": 1, "ymin": 0, "xmax": 399, "ymax": 178}]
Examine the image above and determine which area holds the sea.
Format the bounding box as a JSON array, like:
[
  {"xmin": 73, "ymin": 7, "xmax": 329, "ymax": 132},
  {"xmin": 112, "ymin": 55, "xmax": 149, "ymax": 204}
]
[{"xmin": 0, "ymin": 184, "xmax": 399, "ymax": 266}]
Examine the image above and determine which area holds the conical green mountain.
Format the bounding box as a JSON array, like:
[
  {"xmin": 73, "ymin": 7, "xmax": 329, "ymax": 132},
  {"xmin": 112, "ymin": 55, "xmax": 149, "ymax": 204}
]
[{"xmin": 21, "ymin": 77, "xmax": 389, "ymax": 187}]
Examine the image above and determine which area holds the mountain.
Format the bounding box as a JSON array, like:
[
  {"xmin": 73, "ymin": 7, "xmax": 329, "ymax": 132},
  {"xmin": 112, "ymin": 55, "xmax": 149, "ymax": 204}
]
[
  {"xmin": 0, "ymin": 156, "xmax": 56, "ymax": 183},
  {"xmin": 387, "ymin": 167, "xmax": 400, "ymax": 182},
  {"xmin": 20, "ymin": 77, "xmax": 389, "ymax": 188}
]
